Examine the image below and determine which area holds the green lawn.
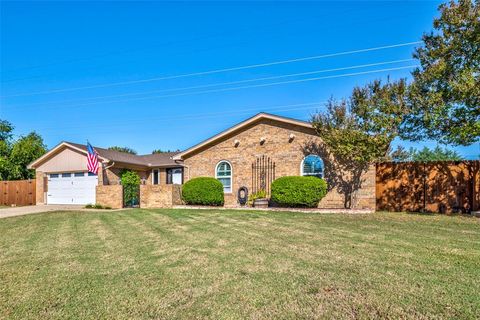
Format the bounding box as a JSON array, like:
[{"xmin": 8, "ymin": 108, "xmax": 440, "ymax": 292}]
[{"xmin": 1, "ymin": 209, "xmax": 479, "ymax": 319}]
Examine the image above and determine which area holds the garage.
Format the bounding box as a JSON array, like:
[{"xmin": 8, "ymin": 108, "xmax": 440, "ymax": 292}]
[{"xmin": 47, "ymin": 172, "xmax": 98, "ymax": 205}]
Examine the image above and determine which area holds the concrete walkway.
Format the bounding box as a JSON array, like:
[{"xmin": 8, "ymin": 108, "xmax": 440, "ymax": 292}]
[{"xmin": 0, "ymin": 205, "xmax": 87, "ymax": 219}]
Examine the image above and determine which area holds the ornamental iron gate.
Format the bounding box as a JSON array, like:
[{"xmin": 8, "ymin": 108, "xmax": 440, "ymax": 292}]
[{"xmin": 252, "ymin": 155, "xmax": 276, "ymax": 196}]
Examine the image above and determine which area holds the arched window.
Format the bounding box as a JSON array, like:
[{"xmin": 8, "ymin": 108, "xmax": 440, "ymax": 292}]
[
  {"xmin": 216, "ymin": 161, "xmax": 232, "ymax": 193},
  {"xmin": 301, "ymin": 155, "xmax": 324, "ymax": 178}
]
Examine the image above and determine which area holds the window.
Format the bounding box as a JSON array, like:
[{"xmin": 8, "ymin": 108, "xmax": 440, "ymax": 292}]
[
  {"xmin": 166, "ymin": 168, "xmax": 183, "ymax": 185},
  {"xmin": 216, "ymin": 161, "xmax": 232, "ymax": 193},
  {"xmin": 74, "ymin": 172, "xmax": 85, "ymax": 177},
  {"xmin": 301, "ymin": 155, "xmax": 324, "ymax": 178},
  {"xmin": 61, "ymin": 173, "xmax": 72, "ymax": 178},
  {"xmin": 88, "ymin": 172, "xmax": 97, "ymax": 176},
  {"xmin": 152, "ymin": 169, "xmax": 159, "ymax": 185},
  {"xmin": 50, "ymin": 174, "xmax": 59, "ymax": 178}
]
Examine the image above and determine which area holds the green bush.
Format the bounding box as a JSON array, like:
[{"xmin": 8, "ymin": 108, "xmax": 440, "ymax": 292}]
[
  {"xmin": 248, "ymin": 190, "xmax": 267, "ymax": 206},
  {"xmin": 182, "ymin": 177, "xmax": 224, "ymax": 206},
  {"xmin": 271, "ymin": 176, "xmax": 327, "ymax": 208},
  {"xmin": 121, "ymin": 170, "xmax": 140, "ymax": 207},
  {"xmin": 84, "ymin": 203, "xmax": 112, "ymax": 210}
]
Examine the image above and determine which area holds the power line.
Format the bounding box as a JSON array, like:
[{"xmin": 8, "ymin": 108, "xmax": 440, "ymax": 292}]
[
  {"xmin": 1, "ymin": 41, "xmax": 421, "ymax": 98},
  {"xmin": 11, "ymin": 58, "xmax": 414, "ymax": 108},
  {"xmin": 20, "ymin": 65, "xmax": 417, "ymax": 110},
  {"xmin": 32, "ymin": 102, "xmax": 324, "ymax": 132}
]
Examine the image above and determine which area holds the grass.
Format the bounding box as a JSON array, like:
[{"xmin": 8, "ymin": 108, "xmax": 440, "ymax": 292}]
[{"xmin": 0, "ymin": 209, "xmax": 479, "ymax": 319}]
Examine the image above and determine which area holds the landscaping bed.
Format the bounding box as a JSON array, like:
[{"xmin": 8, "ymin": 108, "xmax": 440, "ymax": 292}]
[{"xmin": 1, "ymin": 209, "xmax": 479, "ymax": 319}]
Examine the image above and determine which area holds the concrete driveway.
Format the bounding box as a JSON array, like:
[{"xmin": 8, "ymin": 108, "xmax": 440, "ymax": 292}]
[{"xmin": 0, "ymin": 205, "xmax": 86, "ymax": 219}]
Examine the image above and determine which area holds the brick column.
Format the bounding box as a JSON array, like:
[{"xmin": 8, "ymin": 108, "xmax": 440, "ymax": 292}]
[{"xmin": 35, "ymin": 171, "xmax": 45, "ymax": 205}]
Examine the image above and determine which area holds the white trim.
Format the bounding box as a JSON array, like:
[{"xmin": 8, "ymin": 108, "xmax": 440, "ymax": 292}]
[
  {"xmin": 215, "ymin": 160, "xmax": 233, "ymax": 194},
  {"xmin": 300, "ymin": 155, "xmax": 324, "ymax": 177},
  {"xmin": 173, "ymin": 113, "xmax": 313, "ymax": 160}
]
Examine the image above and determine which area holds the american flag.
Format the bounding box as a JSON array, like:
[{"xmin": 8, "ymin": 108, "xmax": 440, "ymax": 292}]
[{"xmin": 87, "ymin": 142, "xmax": 99, "ymax": 174}]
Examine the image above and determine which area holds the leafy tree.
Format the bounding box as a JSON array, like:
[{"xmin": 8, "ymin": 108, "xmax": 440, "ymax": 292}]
[
  {"xmin": 0, "ymin": 120, "xmax": 14, "ymax": 179},
  {"xmin": 388, "ymin": 145, "xmax": 411, "ymax": 162},
  {"xmin": 9, "ymin": 132, "xmax": 47, "ymax": 179},
  {"xmin": 311, "ymin": 79, "xmax": 409, "ymax": 207},
  {"xmin": 108, "ymin": 146, "xmax": 137, "ymax": 154},
  {"xmin": 152, "ymin": 149, "xmax": 179, "ymax": 154},
  {"xmin": 387, "ymin": 145, "xmax": 463, "ymax": 162},
  {"xmin": 402, "ymin": 0, "xmax": 480, "ymax": 145},
  {"xmin": 0, "ymin": 120, "xmax": 14, "ymax": 142},
  {"xmin": 313, "ymin": 79, "xmax": 409, "ymax": 164},
  {"xmin": 411, "ymin": 146, "xmax": 463, "ymax": 162}
]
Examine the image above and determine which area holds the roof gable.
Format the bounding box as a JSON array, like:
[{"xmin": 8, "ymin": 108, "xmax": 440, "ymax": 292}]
[
  {"xmin": 28, "ymin": 141, "xmax": 180, "ymax": 169},
  {"xmin": 173, "ymin": 113, "xmax": 313, "ymax": 160}
]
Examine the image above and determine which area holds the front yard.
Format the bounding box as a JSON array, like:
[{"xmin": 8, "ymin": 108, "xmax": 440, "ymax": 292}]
[{"xmin": 1, "ymin": 209, "xmax": 479, "ymax": 319}]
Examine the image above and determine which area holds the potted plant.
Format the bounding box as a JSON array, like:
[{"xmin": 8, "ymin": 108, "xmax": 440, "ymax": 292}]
[{"xmin": 248, "ymin": 190, "xmax": 268, "ymax": 208}]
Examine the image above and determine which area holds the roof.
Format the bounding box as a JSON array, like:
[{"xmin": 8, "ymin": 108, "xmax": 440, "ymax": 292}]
[
  {"xmin": 173, "ymin": 112, "xmax": 313, "ymax": 160},
  {"xmin": 28, "ymin": 141, "xmax": 180, "ymax": 169},
  {"xmin": 28, "ymin": 112, "xmax": 313, "ymax": 168}
]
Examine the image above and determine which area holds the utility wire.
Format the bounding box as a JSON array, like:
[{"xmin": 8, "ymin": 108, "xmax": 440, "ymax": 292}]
[
  {"xmin": 21, "ymin": 65, "xmax": 417, "ymax": 110},
  {"xmin": 1, "ymin": 41, "xmax": 421, "ymax": 98},
  {"xmin": 11, "ymin": 58, "xmax": 414, "ymax": 108},
  {"xmin": 33, "ymin": 102, "xmax": 324, "ymax": 132}
]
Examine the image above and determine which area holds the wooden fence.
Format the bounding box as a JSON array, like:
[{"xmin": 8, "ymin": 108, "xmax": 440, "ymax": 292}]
[
  {"xmin": 376, "ymin": 161, "xmax": 479, "ymax": 214},
  {"xmin": 0, "ymin": 179, "xmax": 36, "ymax": 206}
]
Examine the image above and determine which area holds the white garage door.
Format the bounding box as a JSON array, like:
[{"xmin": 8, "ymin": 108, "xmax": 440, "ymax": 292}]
[{"xmin": 47, "ymin": 172, "xmax": 98, "ymax": 205}]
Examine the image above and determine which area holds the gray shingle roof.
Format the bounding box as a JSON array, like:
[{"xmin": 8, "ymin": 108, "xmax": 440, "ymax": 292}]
[{"xmin": 66, "ymin": 142, "xmax": 180, "ymax": 167}]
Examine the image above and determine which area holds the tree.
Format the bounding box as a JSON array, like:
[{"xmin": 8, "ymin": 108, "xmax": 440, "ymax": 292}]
[
  {"xmin": 8, "ymin": 132, "xmax": 47, "ymax": 179},
  {"xmin": 108, "ymin": 146, "xmax": 137, "ymax": 154},
  {"xmin": 0, "ymin": 120, "xmax": 14, "ymax": 179},
  {"xmin": 387, "ymin": 145, "xmax": 463, "ymax": 162},
  {"xmin": 388, "ymin": 145, "xmax": 411, "ymax": 162},
  {"xmin": 0, "ymin": 120, "xmax": 48, "ymax": 180},
  {"xmin": 402, "ymin": 0, "xmax": 480, "ymax": 145},
  {"xmin": 152, "ymin": 149, "xmax": 179, "ymax": 154},
  {"xmin": 311, "ymin": 79, "xmax": 410, "ymax": 207},
  {"xmin": 0, "ymin": 120, "xmax": 14, "ymax": 142},
  {"xmin": 411, "ymin": 146, "xmax": 463, "ymax": 162},
  {"xmin": 313, "ymin": 79, "xmax": 409, "ymax": 163}
]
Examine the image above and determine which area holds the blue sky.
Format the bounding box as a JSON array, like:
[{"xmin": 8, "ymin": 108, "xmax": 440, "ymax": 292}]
[{"xmin": 1, "ymin": 1, "xmax": 478, "ymax": 158}]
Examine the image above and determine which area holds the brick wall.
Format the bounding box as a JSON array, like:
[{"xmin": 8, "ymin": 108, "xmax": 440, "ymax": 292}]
[
  {"xmin": 35, "ymin": 171, "xmax": 45, "ymax": 205},
  {"xmin": 183, "ymin": 118, "xmax": 376, "ymax": 209},
  {"xmin": 140, "ymin": 184, "xmax": 182, "ymax": 208},
  {"xmin": 96, "ymin": 185, "xmax": 123, "ymax": 208},
  {"xmin": 100, "ymin": 167, "xmax": 149, "ymax": 185}
]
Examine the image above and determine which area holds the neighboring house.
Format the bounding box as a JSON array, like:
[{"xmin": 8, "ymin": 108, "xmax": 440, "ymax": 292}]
[{"xmin": 28, "ymin": 113, "xmax": 375, "ymax": 209}]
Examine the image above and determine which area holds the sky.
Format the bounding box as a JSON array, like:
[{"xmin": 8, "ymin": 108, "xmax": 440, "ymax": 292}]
[{"xmin": 1, "ymin": 1, "xmax": 478, "ymax": 158}]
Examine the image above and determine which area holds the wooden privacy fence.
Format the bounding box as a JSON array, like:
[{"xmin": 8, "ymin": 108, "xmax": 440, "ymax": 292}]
[
  {"xmin": 0, "ymin": 180, "xmax": 36, "ymax": 206},
  {"xmin": 376, "ymin": 161, "xmax": 479, "ymax": 214}
]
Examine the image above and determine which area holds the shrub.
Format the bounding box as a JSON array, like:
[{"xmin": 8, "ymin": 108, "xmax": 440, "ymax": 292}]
[
  {"xmin": 271, "ymin": 176, "xmax": 327, "ymax": 208},
  {"xmin": 84, "ymin": 204, "xmax": 112, "ymax": 210},
  {"xmin": 248, "ymin": 190, "xmax": 267, "ymax": 206},
  {"xmin": 121, "ymin": 170, "xmax": 140, "ymax": 207},
  {"xmin": 182, "ymin": 177, "xmax": 224, "ymax": 206}
]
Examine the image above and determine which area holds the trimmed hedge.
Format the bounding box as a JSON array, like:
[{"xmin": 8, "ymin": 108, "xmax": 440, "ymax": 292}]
[
  {"xmin": 182, "ymin": 177, "xmax": 224, "ymax": 206},
  {"xmin": 271, "ymin": 176, "xmax": 327, "ymax": 208}
]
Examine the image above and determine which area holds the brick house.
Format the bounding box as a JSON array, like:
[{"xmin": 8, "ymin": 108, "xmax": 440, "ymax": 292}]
[{"xmin": 28, "ymin": 113, "xmax": 375, "ymax": 209}]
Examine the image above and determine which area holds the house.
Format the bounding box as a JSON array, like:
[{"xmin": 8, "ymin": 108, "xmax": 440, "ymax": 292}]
[{"xmin": 28, "ymin": 113, "xmax": 376, "ymax": 209}]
